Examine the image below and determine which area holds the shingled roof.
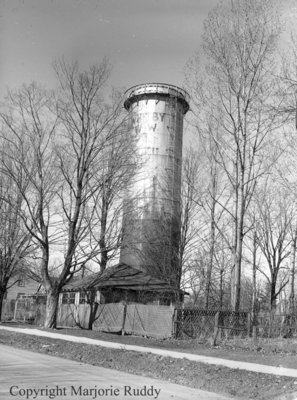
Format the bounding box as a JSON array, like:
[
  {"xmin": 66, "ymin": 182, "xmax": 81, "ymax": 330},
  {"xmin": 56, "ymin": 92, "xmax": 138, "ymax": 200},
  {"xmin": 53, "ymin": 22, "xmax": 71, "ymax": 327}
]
[{"xmin": 63, "ymin": 263, "xmax": 183, "ymax": 293}]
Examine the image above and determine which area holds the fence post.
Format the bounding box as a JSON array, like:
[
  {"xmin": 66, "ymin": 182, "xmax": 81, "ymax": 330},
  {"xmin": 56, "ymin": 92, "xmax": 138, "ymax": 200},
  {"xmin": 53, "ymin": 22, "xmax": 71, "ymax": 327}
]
[
  {"xmin": 74, "ymin": 292, "xmax": 80, "ymax": 326},
  {"xmin": 247, "ymin": 312, "xmax": 251, "ymax": 337},
  {"xmin": 251, "ymin": 310, "xmax": 258, "ymax": 342},
  {"xmin": 172, "ymin": 308, "xmax": 177, "ymax": 338},
  {"xmin": 1, "ymin": 299, "xmax": 5, "ymax": 320},
  {"xmin": 13, "ymin": 300, "xmax": 18, "ymax": 321},
  {"xmin": 121, "ymin": 303, "xmax": 127, "ymax": 335},
  {"xmin": 57, "ymin": 293, "xmax": 63, "ymax": 327},
  {"xmin": 212, "ymin": 311, "xmax": 220, "ymax": 346}
]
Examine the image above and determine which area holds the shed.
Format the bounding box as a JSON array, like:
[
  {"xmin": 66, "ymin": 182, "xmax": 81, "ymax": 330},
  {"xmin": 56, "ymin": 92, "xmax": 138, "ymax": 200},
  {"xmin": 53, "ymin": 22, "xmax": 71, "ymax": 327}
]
[{"xmin": 62, "ymin": 263, "xmax": 186, "ymax": 305}]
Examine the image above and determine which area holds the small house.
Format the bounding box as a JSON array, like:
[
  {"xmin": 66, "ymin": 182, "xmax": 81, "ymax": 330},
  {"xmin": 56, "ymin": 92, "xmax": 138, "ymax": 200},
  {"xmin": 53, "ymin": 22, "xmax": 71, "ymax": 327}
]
[{"xmin": 61, "ymin": 263, "xmax": 185, "ymax": 306}]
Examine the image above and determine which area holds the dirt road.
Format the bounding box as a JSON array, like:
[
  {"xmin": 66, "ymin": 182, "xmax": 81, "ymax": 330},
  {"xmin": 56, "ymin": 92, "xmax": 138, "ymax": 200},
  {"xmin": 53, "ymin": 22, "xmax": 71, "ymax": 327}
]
[
  {"xmin": 2, "ymin": 326, "xmax": 297, "ymax": 377},
  {"xmin": 0, "ymin": 344, "xmax": 232, "ymax": 400}
]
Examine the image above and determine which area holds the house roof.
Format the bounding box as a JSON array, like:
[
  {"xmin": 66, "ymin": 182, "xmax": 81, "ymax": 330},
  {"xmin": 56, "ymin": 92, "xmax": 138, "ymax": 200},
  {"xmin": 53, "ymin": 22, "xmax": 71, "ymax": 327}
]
[{"xmin": 63, "ymin": 263, "xmax": 184, "ymax": 293}]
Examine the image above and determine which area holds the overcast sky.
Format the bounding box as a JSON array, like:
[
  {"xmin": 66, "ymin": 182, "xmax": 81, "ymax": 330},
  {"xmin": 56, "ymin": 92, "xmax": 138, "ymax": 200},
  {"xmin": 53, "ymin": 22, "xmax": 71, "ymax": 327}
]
[{"xmin": 0, "ymin": 0, "xmax": 221, "ymax": 97}]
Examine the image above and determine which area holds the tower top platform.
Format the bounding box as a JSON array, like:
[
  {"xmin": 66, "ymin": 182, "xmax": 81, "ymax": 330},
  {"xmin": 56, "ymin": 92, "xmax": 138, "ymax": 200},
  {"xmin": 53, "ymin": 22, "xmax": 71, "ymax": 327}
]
[{"xmin": 124, "ymin": 83, "xmax": 190, "ymax": 114}]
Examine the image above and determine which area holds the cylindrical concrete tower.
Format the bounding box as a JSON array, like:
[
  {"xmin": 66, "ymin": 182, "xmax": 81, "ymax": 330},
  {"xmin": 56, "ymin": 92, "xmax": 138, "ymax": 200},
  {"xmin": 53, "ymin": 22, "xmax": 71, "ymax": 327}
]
[{"xmin": 120, "ymin": 83, "xmax": 189, "ymax": 287}]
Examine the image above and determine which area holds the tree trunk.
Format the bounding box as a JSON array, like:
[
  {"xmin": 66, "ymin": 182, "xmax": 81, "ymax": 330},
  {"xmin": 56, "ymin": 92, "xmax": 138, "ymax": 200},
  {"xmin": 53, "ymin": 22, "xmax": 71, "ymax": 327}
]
[
  {"xmin": 219, "ymin": 268, "xmax": 224, "ymax": 309},
  {"xmin": 270, "ymin": 279, "xmax": 277, "ymax": 311},
  {"xmin": 231, "ymin": 248, "xmax": 241, "ymax": 311},
  {"xmin": 269, "ymin": 280, "xmax": 277, "ymax": 337},
  {"xmin": 99, "ymin": 191, "xmax": 109, "ymax": 272},
  {"xmin": 88, "ymin": 291, "xmax": 99, "ymax": 330},
  {"xmin": 231, "ymin": 176, "xmax": 245, "ymax": 312},
  {"xmin": 44, "ymin": 289, "xmax": 60, "ymax": 328},
  {"xmin": 289, "ymin": 231, "xmax": 297, "ymax": 314},
  {"xmin": 0, "ymin": 288, "xmax": 6, "ymax": 321},
  {"xmin": 251, "ymin": 232, "xmax": 258, "ymax": 336},
  {"xmin": 205, "ymin": 189, "xmax": 216, "ymax": 309}
]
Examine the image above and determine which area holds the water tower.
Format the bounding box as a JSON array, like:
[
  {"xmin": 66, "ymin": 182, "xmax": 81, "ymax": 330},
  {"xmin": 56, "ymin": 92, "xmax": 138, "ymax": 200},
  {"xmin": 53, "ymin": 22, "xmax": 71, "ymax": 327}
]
[{"xmin": 120, "ymin": 83, "xmax": 189, "ymax": 287}]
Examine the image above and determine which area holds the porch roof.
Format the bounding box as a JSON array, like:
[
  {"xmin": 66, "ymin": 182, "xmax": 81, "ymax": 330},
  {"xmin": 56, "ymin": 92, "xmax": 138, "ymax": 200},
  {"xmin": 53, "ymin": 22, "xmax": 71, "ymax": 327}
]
[{"xmin": 63, "ymin": 263, "xmax": 184, "ymax": 293}]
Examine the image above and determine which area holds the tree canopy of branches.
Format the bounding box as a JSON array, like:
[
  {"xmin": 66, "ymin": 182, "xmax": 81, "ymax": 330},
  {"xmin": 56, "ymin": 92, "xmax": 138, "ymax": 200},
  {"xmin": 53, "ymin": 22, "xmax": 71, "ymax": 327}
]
[
  {"xmin": 185, "ymin": 0, "xmax": 281, "ymax": 310},
  {"xmin": 0, "ymin": 166, "xmax": 33, "ymax": 320},
  {"xmin": 0, "ymin": 59, "xmax": 135, "ymax": 327},
  {"xmin": 254, "ymin": 179, "xmax": 293, "ymax": 310}
]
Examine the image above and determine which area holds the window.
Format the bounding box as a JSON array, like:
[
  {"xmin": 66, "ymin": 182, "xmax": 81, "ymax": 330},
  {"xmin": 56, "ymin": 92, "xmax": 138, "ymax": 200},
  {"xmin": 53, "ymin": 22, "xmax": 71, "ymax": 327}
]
[
  {"xmin": 61, "ymin": 293, "xmax": 68, "ymax": 304},
  {"xmin": 62, "ymin": 292, "xmax": 75, "ymax": 304},
  {"xmin": 68, "ymin": 292, "xmax": 75, "ymax": 304},
  {"xmin": 18, "ymin": 279, "xmax": 25, "ymax": 287},
  {"xmin": 79, "ymin": 292, "xmax": 89, "ymax": 304}
]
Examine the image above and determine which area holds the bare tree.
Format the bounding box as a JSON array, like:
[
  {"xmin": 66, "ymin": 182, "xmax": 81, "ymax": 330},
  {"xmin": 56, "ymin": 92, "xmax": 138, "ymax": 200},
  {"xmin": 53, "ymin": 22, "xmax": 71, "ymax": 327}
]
[
  {"xmin": 277, "ymin": 31, "xmax": 297, "ymax": 315},
  {"xmin": 44, "ymin": 59, "xmax": 131, "ymax": 327},
  {"xmin": 0, "ymin": 60, "xmax": 133, "ymax": 328},
  {"xmin": 288, "ymin": 226, "xmax": 297, "ymax": 314},
  {"xmin": 0, "ymin": 82, "xmax": 61, "ymax": 327},
  {"xmin": 186, "ymin": 0, "xmax": 281, "ymax": 310},
  {"xmin": 179, "ymin": 148, "xmax": 205, "ymax": 292},
  {"xmin": 255, "ymin": 180, "xmax": 292, "ymax": 311},
  {"xmin": 0, "ymin": 166, "xmax": 33, "ymax": 320},
  {"xmin": 89, "ymin": 111, "xmax": 137, "ymax": 272}
]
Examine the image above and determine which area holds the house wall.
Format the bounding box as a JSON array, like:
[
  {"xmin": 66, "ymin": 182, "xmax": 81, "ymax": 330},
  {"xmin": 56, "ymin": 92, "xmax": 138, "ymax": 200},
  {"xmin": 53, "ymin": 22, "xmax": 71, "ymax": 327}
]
[
  {"xmin": 100, "ymin": 287, "xmax": 180, "ymax": 305},
  {"xmin": 5, "ymin": 276, "xmax": 41, "ymax": 301}
]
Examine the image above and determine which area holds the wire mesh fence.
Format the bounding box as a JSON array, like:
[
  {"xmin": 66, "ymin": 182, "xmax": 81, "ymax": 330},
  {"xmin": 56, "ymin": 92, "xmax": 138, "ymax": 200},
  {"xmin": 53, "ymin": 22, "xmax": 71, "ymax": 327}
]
[
  {"xmin": 218, "ymin": 310, "xmax": 250, "ymax": 339},
  {"xmin": 174, "ymin": 308, "xmax": 217, "ymax": 339},
  {"xmin": 255, "ymin": 313, "xmax": 297, "ymax": 338},
  {"xmin": 173, "ymin": 308, "xmax": 250, "ymax": 341}
]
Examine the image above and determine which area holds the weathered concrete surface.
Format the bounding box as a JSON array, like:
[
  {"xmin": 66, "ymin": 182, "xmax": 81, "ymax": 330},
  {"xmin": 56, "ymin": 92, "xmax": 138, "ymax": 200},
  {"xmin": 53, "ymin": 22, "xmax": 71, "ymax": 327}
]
[
  {"xmin": 272, "ymin": 393, "xmax": 297, "ymax": 400},
  {"xmin": 1, "ymin": 325, "xmax": 297, "ymax": 378},
  {"xmin": 0, "ymin": 344, "xmax": 233, "ymax": 400}
]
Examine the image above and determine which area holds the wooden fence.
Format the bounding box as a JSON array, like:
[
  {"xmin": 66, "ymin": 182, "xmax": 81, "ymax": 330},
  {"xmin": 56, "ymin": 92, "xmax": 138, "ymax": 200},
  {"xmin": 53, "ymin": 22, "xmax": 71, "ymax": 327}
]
[
  {"xmin": 2, "ymin": 299, "xmax": 175, "ymax": 338},
  {"xmin": 93, "ymin": 303, "xmax": 125, "ymax": 333},
  {"xmin": 4, "ymin": 299, "xmax": 297, "ymax": 341},
  {"xmin": 123, "ymin": 303, "xmax": 174, "ymax": 338},
  {"xmin": 57, "ymin": 304, "xmax": 90, "ymax": 329},
  {"xmin": 60, "ymin": 302, "xmax": 175, "ymax": 338}
]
